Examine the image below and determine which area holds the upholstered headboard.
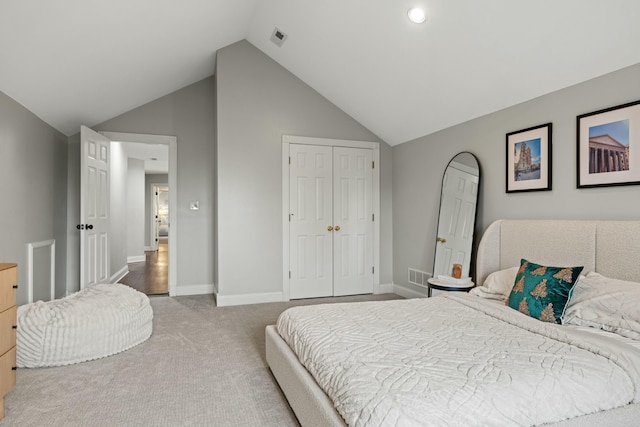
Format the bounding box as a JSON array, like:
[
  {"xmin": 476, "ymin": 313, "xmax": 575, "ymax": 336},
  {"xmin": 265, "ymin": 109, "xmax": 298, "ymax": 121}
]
[{"xmin": 476, "ymin": 220, "xmax": 640, "ymax": 287}]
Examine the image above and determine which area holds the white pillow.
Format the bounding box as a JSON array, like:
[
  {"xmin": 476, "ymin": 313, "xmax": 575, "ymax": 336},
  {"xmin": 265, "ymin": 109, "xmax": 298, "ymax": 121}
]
[
  {"xmin": 562, "ymin": 272, "xmax": 640, "ymax": 340},
  {"xmin": 469, "ymin": 266, "xmax": 519, "ymax": 301}
]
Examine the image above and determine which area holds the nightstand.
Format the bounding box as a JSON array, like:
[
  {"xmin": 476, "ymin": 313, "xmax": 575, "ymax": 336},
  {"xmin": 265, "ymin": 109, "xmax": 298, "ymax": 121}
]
[{"xmin": 427, "ymin": 278, "xmax": 474, "ymax": 297}]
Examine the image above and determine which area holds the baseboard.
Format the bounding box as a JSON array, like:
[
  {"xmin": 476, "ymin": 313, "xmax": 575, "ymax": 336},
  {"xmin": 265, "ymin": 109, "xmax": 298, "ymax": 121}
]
[
  {"xmin": 110, "ymin": 265, "xmax": 129, "ymax": 284},
  {"xmin": 215, "ymin": 291, "xmax": 284, "ymax": 307},
  {"xmin": 175, "ymin": 284, "xmax": 215, "ymax": 296},
  {"xmin": 127, "ymin": 255, "xmax": 146, "ymax": 263},
  {"xmin": 375, "ymin": 283, "xmax": 394, "ymax": 294},
  {"xmin": 393, "ymin": 283, "xmax": 429, "ymax": 299}
]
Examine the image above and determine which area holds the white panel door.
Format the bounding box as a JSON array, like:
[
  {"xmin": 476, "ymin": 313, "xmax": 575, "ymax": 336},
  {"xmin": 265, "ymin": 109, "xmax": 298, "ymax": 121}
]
[
  {"xmin": 333, "ymin": 147, "xmax": 373, "ymax": 296},
  {"xmin": 433, "ymin": 163, "xmax": 479, "ymax": 279},
  {"xmin": 80, "ymin": 126, "xmax": 111, "ymax": 288},
  {"xmin": 289, "ymin": 144, "xmax": 333, "ymax": 299}
]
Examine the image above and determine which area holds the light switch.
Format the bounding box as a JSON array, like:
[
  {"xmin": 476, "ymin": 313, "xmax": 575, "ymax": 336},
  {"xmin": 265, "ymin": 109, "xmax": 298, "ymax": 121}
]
[{"xmin": 189, "ymin": 201, "xmax": 199, "ymax": 211}]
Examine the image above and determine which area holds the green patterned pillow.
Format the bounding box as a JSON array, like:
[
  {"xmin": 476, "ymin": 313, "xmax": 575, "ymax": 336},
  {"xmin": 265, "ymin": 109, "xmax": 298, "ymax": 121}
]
[{"xmin": 507, "ymin": 259, "xmax": 584, "ymax": 324}]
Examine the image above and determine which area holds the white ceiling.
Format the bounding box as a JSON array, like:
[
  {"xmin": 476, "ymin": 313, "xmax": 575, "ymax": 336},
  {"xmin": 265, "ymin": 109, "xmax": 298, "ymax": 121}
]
[
  {"xmin": 2, "ymin": 1, "xmax": 639, "ymax": 146},
  {"xmin": 120, "ymin": 142, "xmax": 168, "ymax": 174}
]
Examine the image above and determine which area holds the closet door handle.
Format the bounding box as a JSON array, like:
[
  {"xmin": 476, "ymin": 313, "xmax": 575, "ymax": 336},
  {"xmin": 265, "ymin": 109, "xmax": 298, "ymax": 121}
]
[
  {"xmin": 327, "ymin": 226, "xmax": 333, "ymax": 231},
  {"xmin": 335, "ymin": 225, "xmax": 340, "ymax": 231}
]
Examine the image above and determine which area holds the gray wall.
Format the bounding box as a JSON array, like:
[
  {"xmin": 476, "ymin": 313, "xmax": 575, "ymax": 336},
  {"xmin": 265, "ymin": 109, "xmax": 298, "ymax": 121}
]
[
  {"xmin": 98, "ymin": 77, "xmax": 215, "ymax": 290},
  {"xmin": 379, "ymin": 142, "xmax": 393, "ymax": 286},
  {"xmin": 65, "ymin": 76, "xmax": 216, "ymax": 293},
  {"xmin": 126, "ymin": 158, "xmax": 145, "ymax": 260},
  {"xmin": 145, "ymin": 174, "xmax": 169, "ymax": 248},
  {"xmin": 215, "ymin": 40, "xmax": 393, "ymax": 298},
  {"xmin": 0, "ymin": 90, "xmax": 68, "ymax": 305},
  {"xmin": 65, "ymin": 134, "xmax": 80, "ymax": 296},
  {"xmin": 392, "ymin": 63, "xmax": 640, "ymax": 291},
  {"xmin": 109, "ymin": 141, "xmax": 128, "ymax": 278}
]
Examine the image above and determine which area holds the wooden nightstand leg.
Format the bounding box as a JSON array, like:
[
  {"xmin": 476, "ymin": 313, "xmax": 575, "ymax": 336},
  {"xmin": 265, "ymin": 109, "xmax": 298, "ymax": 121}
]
[{"xmin": 1, "ymin": 396, "xmax": 5, "ymax": 419}]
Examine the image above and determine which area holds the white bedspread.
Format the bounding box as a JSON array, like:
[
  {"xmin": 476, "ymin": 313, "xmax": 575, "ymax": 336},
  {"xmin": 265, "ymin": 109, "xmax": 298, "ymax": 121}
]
[{"xmin": 276, "ymin": 294, "xmax": 640, "ymax": 427}]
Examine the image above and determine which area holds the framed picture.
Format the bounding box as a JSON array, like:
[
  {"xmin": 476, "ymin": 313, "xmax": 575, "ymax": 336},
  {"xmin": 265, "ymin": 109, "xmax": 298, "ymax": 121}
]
[
  {"xmin": 577, "ymin": 100, "xmax": 640, "ymax": 188},
  {"xmin": 506, "ymin": 123, "xmax": 552, "ymax": 193}
]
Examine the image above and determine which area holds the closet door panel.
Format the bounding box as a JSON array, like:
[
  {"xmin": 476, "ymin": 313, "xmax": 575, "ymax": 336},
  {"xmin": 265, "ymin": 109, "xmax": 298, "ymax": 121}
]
[
  {"xmin": 289, "ymin": 144, "xmax": 333, "ymax": 299},
  {"xmin": 333, "ymin": 147, "xmax": 373, "ymax": 296}
]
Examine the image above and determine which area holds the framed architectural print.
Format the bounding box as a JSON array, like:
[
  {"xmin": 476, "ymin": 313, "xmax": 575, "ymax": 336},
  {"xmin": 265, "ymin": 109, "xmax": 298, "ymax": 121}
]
[
  {"xmin": 506, "ymin": 123, "xmax": 552, "ymax": 193},
  {"xmin": 577, "ymin": 100, "xmax": 640, "ymax": 188}
]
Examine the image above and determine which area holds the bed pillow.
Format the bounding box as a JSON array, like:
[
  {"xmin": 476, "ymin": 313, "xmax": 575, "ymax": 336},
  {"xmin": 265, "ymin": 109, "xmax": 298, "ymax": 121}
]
[
  {"xmin": 507, "ymin": 259, "xmax": 583, "ymax": 324},
  {"xmin": 562, "ymin": 272, "xmax": 640, "ymax": 340},
  {"xmin": 469, "ymin": 267, "xmax": 519, "ymax": 301}
]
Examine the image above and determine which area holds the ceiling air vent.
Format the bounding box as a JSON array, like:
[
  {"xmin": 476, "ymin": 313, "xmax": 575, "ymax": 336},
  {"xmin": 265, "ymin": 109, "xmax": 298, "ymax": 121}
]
[{"xmin": 270, "ymin": 27, "xmax": 288, "ymax": 47}]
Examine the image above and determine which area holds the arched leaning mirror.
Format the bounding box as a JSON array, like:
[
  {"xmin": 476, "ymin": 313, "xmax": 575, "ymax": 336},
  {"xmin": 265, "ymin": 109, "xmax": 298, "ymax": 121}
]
[{"xmin": 432, "ymin": 152, "xmax": 480, "ymax": 283}]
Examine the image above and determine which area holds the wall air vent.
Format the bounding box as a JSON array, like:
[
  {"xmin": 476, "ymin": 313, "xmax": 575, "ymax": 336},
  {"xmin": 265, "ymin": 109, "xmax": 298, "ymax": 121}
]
[
  {"xmin": 270, "ymin": 27, "xmax": 288, "ymax": 47},
  {"xmin": 408, "ymin": 268, "xmax": 432, "ymax": 288}
]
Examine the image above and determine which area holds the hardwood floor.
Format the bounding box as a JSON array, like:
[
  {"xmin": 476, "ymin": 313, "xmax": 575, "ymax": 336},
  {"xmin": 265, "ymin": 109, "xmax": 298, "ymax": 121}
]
[{"xmin": 119, "ymin": 239, "xmax": 168, "ymax": 295}]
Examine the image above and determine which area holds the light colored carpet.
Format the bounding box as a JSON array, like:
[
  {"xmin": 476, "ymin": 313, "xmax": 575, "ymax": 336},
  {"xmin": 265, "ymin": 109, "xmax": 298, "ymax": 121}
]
[{"xmin": 2, "ymin": 293, "xmax": 401, "ymax": 427}]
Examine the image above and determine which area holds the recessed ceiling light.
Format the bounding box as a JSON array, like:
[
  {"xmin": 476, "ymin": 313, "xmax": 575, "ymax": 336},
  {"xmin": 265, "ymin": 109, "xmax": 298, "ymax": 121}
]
[{"xmin": 408, "ymin": 7, "xmax": 426, "ymax": 24}]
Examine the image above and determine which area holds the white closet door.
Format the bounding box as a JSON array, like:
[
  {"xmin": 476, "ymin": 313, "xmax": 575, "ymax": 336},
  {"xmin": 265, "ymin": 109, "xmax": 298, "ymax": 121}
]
[
  {"xmin": 333, "ymin": 147, "xmax": 373, "ymax": 296},
  {"xmin": 289, "ymin": 144, "xmax": 334, "ymax": 299}
]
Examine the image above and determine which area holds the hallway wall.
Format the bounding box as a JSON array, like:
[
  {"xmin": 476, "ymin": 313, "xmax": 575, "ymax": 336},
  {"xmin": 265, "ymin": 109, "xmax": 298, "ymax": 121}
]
[
  {"xmin": 126, "ymin": 158, "xmax": 146, "ymax": 262},
  {"xmin": 109, "ymin": 141, "xmax": 129, "ymax": 280}
]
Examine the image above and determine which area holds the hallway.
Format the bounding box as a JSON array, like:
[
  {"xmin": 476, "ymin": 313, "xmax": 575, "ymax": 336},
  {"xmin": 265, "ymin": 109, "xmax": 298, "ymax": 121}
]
[{"xmin": 119, "ymin": 239, "xmax": 168, "ymax": 295}]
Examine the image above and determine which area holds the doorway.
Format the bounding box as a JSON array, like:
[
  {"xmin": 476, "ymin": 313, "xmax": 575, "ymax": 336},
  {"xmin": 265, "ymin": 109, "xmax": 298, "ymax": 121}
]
[
  {"xmin": 101, "ymin": 131, "xmax": 178, "ymax": 296},
  {"xmin": 152, "ymin": 184, "xmax": 169, "ymax": 251},
  {"xmin": 117, "ymin": 178, "xmax": 170, "ymax": 295}
]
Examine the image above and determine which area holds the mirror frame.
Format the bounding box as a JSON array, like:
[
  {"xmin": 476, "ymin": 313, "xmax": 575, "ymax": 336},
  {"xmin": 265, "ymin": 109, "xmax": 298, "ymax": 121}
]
[{"xmin": 432, "ymin": 151, "xmax": 481, "ymax": 282}]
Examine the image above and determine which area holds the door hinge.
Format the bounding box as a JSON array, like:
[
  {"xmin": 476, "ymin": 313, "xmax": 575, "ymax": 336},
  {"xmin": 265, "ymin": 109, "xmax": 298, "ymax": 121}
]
[
  {"xmin": 289, "ymin": 156, "xmax": 291, "ymax": 165},
  {"xmin": 372, "ymin": 266, "xmax": 375, "ymax": 274},
  {"xmin": 289, "ymin": 271, "xmax": 291, "ymax": 279},
  {"xmin": 372, "ymin": 161, "xmax": 375, "ymax": 169},
  {"xmin": 372, "ymin": 213, "xmax": 374, "ymax": 222}
]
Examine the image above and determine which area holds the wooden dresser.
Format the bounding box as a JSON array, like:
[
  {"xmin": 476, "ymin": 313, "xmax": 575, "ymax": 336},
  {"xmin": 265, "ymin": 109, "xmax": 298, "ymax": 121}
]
[{"xmin": 0, "ymin": 263, "xmax": 17, "ymax": 420}]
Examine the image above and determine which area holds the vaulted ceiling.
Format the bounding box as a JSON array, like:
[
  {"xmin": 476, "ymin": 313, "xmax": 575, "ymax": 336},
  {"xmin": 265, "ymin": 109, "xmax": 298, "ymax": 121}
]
[{"xmin": 2, "ymin": 0, "xmax": 639, "ymax": 146}]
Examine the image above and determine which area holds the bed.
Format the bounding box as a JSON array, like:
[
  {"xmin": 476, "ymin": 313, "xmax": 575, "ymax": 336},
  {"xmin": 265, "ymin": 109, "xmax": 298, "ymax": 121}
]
[{"xmin": 266, "ymin": 219, "xmax": 640, "ymax": 426}]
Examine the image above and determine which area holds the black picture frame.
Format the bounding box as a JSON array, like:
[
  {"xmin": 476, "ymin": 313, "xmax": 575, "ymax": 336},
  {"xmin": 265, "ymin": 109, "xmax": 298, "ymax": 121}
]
[
  {"xmin": 577, "ymin": 100, "xmax": 639, "ymax": 188},
  {"xmin": 506, "ymin": 123, "xmax": 552, "ymax": 193}
]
